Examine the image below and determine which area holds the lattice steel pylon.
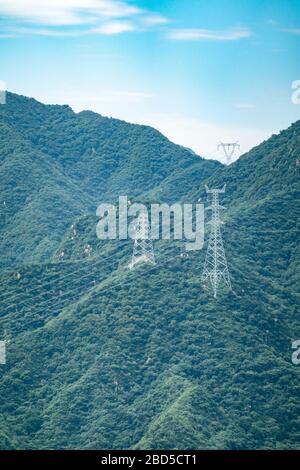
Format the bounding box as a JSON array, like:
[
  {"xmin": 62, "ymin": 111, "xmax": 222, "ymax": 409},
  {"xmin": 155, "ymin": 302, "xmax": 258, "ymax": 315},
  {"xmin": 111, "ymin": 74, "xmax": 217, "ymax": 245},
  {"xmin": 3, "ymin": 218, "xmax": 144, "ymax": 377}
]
[
  {"xmin": 218, "ymin": 141, "xmax": 240, "ymax": 165},
  {"xmin": 129, "ymin": 210, "xmax": 155, "ymax": 269},
  {"xmin": 202, "ymin": 185, "xmax": 231, "ymax": 298}
]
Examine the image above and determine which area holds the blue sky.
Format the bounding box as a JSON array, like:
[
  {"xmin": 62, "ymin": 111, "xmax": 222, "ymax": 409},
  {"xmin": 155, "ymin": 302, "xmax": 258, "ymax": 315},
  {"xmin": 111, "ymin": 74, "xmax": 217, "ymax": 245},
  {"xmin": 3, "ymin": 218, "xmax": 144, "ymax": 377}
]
[{"xmin": 0, "ymin": 0, "xmax": 299, "ymax": 161}]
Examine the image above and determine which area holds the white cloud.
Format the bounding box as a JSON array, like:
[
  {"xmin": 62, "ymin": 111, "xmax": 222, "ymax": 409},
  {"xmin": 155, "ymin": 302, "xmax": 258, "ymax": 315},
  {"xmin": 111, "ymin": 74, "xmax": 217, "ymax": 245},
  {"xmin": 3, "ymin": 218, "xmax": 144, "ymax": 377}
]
[
  {"xmin": 167, "ymin": 27, "xmax": 252, "ymax": 41},
  {"xmin": 10, "ymin": 26, "xmax": 89, "ymax": 36},
  {"xmin": 142, "ymin": 14, "xmax": 170, "ymax": 26},
  {"xmin": 0, "ymin": 0, "xmax": 171, "ymax": 36},
  {"xmin": 0, "ymin": 0, "xmax": 141, "ymax": 25},
  {"xmin": 93, "ymin": 20, "xmax": 135, "ymax": 34},
  {"xmin": 0, "ymin": 1, "xmax": 251, "ymax": 41}
]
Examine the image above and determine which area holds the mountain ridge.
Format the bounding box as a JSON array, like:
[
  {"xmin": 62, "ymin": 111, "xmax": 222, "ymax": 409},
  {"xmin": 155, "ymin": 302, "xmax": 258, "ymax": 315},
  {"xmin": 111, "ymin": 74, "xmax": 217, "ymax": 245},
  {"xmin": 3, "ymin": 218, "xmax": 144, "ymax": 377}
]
[
  {"xmin": 0, "ymin": 92, "xmax": 219, "ymax": 267},
  {"xmin": 0, "ymin": 92, "xmax": 299, "ymax": 450}
]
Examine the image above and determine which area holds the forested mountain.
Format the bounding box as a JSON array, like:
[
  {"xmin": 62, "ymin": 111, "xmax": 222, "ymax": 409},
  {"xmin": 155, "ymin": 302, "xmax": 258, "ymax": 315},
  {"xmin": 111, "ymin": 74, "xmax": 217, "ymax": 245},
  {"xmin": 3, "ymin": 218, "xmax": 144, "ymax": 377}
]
[
  {"xmin": 0, "ymin": 93, "xmax": 299, "ymax": 450},
  {"xmin": 0, "ymin": 92, "xmax": 219, "ymax": 267}
]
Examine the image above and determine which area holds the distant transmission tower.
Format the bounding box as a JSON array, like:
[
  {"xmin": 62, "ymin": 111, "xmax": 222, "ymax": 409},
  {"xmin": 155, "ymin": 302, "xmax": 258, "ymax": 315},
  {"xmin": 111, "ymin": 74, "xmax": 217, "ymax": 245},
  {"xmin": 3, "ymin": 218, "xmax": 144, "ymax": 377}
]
[
  {"xmin": 202, "ymin": 185, "xmax": 231, "ymax": 298},
  {"xmin": 129, "ymin": 210, "xmax": 155, "ymax": 269},
  {"xmin": 218, "ymin": 141, "xmax": 240, "ymax": 165}
]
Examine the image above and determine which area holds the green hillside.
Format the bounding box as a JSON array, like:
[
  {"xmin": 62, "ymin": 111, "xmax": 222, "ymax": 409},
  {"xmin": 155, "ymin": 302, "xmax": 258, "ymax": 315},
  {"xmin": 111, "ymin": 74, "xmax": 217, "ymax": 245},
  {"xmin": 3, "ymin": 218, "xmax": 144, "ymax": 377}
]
[
  {"xmin": 0, "ymin": 92, "xmax": 219, "ymax": 268},
  {"xmin": 0, "ymin": 93, "xmax": 300, "ymax": 449}
]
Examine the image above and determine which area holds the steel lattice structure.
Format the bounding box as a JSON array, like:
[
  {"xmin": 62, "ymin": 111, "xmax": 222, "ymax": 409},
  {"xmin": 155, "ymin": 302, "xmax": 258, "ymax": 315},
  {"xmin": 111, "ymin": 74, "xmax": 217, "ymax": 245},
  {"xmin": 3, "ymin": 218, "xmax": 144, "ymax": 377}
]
[
  {"xmin": 202, "ymin": 185, "xmax": 231, "ymax": 298},
  {"xmin": 129, "ymin": 210, "xmax": 155, "ymax": 269},
  {"xmin": 218, "ymin": 141, "xmax": 240, "ymax": 165}
]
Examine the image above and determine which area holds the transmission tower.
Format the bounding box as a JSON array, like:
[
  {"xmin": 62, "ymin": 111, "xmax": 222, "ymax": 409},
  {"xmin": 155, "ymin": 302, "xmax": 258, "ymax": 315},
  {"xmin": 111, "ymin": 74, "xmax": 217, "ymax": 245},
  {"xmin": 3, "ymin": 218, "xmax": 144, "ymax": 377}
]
[
  {"xmin": 218, "ymin": 141, "xmax": 240, "ymax": 165},
  {"xmin": 202, "ymin": 185, "xmax": 231, "ymax": 298},
  {"xmin": 129, "ymin": 210, "xmax": 155, "ymax": 269}
]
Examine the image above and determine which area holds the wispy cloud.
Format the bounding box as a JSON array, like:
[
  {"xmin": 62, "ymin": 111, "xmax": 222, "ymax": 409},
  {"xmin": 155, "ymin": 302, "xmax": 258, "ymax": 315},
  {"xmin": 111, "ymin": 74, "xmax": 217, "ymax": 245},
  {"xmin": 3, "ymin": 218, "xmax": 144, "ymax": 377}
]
[
  {"xmin": 281, "ymin": 27, "xmax": 300, "ymax": 35},
  {"xmin": 167, "ymin": 27, "xmax": 252, "ymax": 41},
  {"xmin": 142, "ymin": 14, "xmax": 170, "ymax": 26},
  {"xmin": 0, "ymin": 0, "xmax": 141, "ymax": 25},
  {"xmin": 0, "ymin": 2, "xmax": 250, "ymax": 40},
  {"xmin": 92, "ymin": 21, "xmax": 135, "ymax": 34},
  {"xmin": 0, "ymin": 0, "xmax": 169, "ymax": 36},
  {"xmin": 0, "ymin": 32, "xmax": 15, "ymax": 38},
  {"xmin": 10, "ymin": 26, "xmax": 89, "ymax": 37}
]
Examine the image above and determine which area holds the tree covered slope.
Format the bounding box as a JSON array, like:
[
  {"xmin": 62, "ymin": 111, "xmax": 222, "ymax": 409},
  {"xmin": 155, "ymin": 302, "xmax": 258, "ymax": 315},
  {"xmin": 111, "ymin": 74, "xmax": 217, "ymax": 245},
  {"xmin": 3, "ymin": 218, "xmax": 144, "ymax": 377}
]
[
  {"xmin": 0, "ymin": 92, "xmax": 219, "ymax": 267},
  {"xmin": 0, "ymin": 93, "xmax": 299, "ymax": 449}
]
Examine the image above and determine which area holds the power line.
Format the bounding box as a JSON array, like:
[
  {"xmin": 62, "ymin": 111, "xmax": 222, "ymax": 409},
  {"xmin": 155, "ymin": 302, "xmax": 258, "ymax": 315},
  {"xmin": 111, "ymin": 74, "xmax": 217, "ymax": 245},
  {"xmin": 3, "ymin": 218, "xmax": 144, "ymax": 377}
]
[
  {"xmin": 0, "ymin": 243, "xmax": 176, "ymax": 317},
  {"xmin": 0, "ymin": 255, "xmax": 121, "ymax": 316},
  {"xmin": 2, "ymin": 248, "xmax": 181, "ymax": 331},
  {"xmin": 0, "ymin": 238, "xmax": 129, "ymax": 276},
  {"xmin": 0, "ymin": 245, "xmax": 130, "ymax": 303}
]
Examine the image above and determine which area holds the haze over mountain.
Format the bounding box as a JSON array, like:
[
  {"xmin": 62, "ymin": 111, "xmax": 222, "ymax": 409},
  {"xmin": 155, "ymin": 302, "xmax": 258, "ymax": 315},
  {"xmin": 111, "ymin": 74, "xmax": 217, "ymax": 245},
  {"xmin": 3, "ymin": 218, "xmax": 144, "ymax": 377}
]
[{"xmin": 0, "ymin": 93, "xmax": 299, "ymax": 450}]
